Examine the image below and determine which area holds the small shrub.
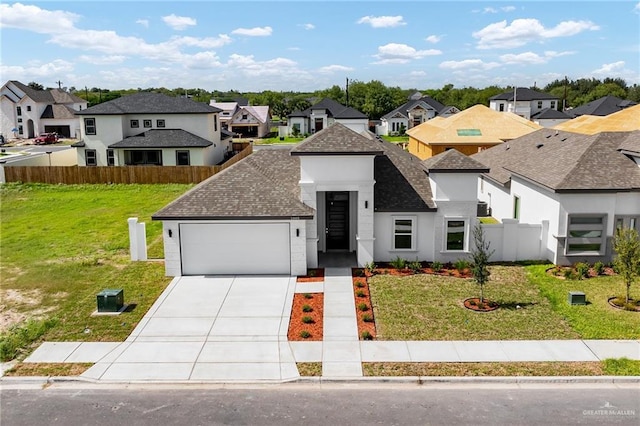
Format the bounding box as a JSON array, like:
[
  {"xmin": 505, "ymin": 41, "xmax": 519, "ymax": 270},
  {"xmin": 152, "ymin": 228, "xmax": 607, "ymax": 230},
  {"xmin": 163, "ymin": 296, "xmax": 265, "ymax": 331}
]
[
  {"xmin": 361, "ymin": 330, "xmax": 373, "ymax": 340},
  {"xmin": 301, "ymin": 316, "xmax": 314, "ymax": 324},
  {"xmin": 574, "ymin": 262, "xmax": 589, "ymax": 280},
  {"xmin": 454, "ymin": 259, "xmax": 470, "ymax": 272},
  {"xmin": 308, "ymin": 269, "xmax": 317, "ymax": 277},
  {"xmin": 362, "ymin": 313, "xmax": 374, "ymax": 322},
  {"xmin": 299, "ymin": 330, "xmax": 311, "ymax": 339},
  {"xmin": 303, "ymin": 293, "xmax": 313, "ymax": 299},
  {"xmin": 389, "ymin": 256, "xmax": 407, "ymax": 270},
  {"xmin": 469, "ymin": 299, "xmax": 477, "ymax": 306},
  {"xmin": 357, "ymin": 302, "xmax": 369, "ymax": 312},
  {"xmin": 355, "ymin": 280, "xmax": 365, "ymax": 288},
  {"xmin": 302, "ymin": 304, "xmax": 313, "ymax": 313},
  {"xmin": 563, "ymin": 268, "xmax": 576, "ymax": 280},
  {"xmin": 364, "ymin": 261, "xmax": 377, "ymax": 275},
  {"xmin": 408, "ymin": 260, "xmax": 423, "ymax": 273},
  {"xmin": 431, "ymin": 261, "xmax": 443, "ymax": 272},
  {"xmin": 593, "ymin": 261, "xmax": 605, "ymax": 275},
  {"xmin": 355, "ymin": 289, "xmax": 366, "ymax": 298},
  {"xmin": 356, "ymin": 268, "xmax": 366, "ymax": 277}
]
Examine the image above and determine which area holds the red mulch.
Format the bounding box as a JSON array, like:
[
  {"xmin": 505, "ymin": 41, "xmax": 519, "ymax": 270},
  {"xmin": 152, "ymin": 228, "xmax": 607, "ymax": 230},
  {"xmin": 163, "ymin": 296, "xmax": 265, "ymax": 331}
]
[
  {"xmin": 463, "ymin": 297, "xmax": 499, "ymax": 312},
  {"xmin": 372, "ymin": 265, "xmax": 472, "ymax": 279},
  {"xmin": 353, "ymin": 275, "xmax": 377, "ymax": 339},
  {"xmin": 296, "ymin": 268, "xmax": 325, "ymax": 282},
  {"xmin": 288, "ymin": 293, "xmax": 324, "ymax": 340}
]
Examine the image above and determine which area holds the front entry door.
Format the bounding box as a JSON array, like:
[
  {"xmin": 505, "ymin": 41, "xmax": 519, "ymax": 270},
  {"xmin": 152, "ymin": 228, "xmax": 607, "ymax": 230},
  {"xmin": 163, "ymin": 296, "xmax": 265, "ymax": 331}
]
[{"xmin": 326, "ymin": 192, "xmax": 349, "ymax": 250}]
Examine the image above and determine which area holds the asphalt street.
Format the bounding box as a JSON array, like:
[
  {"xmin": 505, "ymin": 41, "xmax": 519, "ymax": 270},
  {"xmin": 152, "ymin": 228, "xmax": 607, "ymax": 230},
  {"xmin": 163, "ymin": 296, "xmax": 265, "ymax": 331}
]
[{"xmin": 2, "ymin": 383, "xmax": 639, "ymax": 425}]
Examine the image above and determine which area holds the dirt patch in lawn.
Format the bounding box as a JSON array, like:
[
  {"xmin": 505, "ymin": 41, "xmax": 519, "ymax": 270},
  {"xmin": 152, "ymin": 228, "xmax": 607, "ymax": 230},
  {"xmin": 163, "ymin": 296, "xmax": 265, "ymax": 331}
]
[
  {"xmin": 288, "ymin": 293, "xmax": 324, "ymax": 340},
  {"xmin": 0, "ymin": 289, "xmax": 62, "ymax": 333}
]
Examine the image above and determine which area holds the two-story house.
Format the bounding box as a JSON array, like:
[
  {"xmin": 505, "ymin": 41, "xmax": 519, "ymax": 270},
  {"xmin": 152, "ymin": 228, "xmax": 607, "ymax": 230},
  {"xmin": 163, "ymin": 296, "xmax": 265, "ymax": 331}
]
[
  {"xmin": 489, "ymin": 87, "xmax": 559, "ymax": 120},
  {"xmin": 0, "ymin": 80, "xmax": 87, "ymax": 139},
  {"xmin": 73, "ymin": 92, "xmax": 225, "ymax": 166},
  {"xmin": 287, "ymin": 98, "xmax": 368, "ymax": 136},
  {"xmin": 210, "ymin": 101, "xmax": 271, "ymax": 138},
  {"xmin": 377, "ymin": 92, "xmax": 459, "ymax": 136}
]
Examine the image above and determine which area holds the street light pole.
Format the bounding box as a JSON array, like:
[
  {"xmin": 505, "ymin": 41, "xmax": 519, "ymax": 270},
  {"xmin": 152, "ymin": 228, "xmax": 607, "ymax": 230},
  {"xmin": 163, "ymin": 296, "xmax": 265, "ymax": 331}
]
[{"xmin": 45, "ymin": 151, "xmax": 52, "ymax": 167}]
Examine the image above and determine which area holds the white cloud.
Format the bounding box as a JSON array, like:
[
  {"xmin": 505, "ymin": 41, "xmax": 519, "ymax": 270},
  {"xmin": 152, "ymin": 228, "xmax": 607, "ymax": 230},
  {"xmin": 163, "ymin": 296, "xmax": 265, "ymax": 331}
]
[
  {"xmin": 301, "ymin": 23, "xmax": 315, "ymax": 30},
  {"xmin": 135, "ymin": 19, "xmax": 149, "ymax": 28},
  {"xmin": 78, "ymin": 55, "xmax": 126, "ymax": 65},
  {"xmin": 162, "ymin": 14, "xmax": 196, "ymax": 31},
  {"xmin": 439, "ymin": 59, "xmax": 500, "ymax": 70},
  {"xmin": 502, "ymin": 6, "xmax": 516, "ymax": 12},
  {"xmin": 0, "ymin": 2, "xmax": 79, "ymax": 34},
  {"xmin": 483, "ymin": 7, "xmax": 498, "ymax": 14},
  {"xmin": 318, "ymin": 64, "xmax": 354, "ymax": 73},
  {"xmin": 473, "ymin": 19, "xmax": 600, "ymax": 49},
  {"xmin": 357, "ymin": 15, "xmax": 406, "ymax": 28},
  {"xmin": 499, "ymin": 50, "xmax": 574, "ymax": 65},
  {"xmin": 0, "ymin": 59, "xmax": 74, "ymax": 79},
  {"xmin": 231, "ymin": 26, "xmax": 272, "ymax": 36},
  {"xmin": 373, "ymin": 43, "xmax": 442, "ymax": 64},
  {"xmin": 425, "ymin": 35, "xmax": 441, "ymax": 44},
  {"xmin": 226, "ymin": 54, "xmax": 301, "ymax": 77},
  {"xmin": 635, "ymin": 2, "xmax": 640, "ymax": 14},
  {"xmin": 591, "ymin": 61, "xmax": 626, "ymax": 75},
  {"xmin": 410, "ymin": 71, "xmax": 426, "ymax": 77}
]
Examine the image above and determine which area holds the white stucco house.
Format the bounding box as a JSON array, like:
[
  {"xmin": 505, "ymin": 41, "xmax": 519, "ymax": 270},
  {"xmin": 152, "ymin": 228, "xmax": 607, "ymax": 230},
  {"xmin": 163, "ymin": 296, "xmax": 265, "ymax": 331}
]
[
  {"xmin": 152, "ymin": 123, "xmax": 490, "ymax": 276},
  {"xmin": 210, "ymin": 101, "xmax": 271, "ymax": 138},
  {"xmin": 489, "ymin": 88, "xmax": 560, "ymax": 120},
  {"xmin": 287, "ymin": 98, "xmax": 368, "ymax": 136},
  {"xmin": 73, "ymin": 92, "xmax": 227, "ymax": 166},
  {"xmin": 1, "ymin": 80, "xmax": 87, "ymax": 139},
  {"xmin": 473, "ymin": 128, "xmax": 640, "ymax": 265},
  {"xmin": 377, "ymin": 92, "xmax": 459, "ymax": 136}
]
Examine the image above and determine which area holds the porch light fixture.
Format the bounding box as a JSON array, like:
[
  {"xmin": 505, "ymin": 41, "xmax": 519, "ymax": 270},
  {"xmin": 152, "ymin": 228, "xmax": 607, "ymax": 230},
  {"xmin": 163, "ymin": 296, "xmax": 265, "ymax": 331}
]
[
  {"xmin": 365, "ymin": 200, "xmax": 369, "ymax": 209},
  {"xmin": 296, "ymin": 228, "xmax": 300, "ymax": 237},
  {"xmin": 167, "ymin": 229, "xmax": 173, "ymax": 238}
]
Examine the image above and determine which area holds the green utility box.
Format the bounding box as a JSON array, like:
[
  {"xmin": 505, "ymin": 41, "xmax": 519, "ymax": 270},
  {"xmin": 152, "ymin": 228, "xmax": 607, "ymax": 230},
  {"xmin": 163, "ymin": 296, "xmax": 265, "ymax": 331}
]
[
  {"xmin": 97, "ymin": 289, "xmax": 124, "ymax": 312},
  {"xmin": 568, "ymin": 291, "xmax": 586, "ymax": 305}
]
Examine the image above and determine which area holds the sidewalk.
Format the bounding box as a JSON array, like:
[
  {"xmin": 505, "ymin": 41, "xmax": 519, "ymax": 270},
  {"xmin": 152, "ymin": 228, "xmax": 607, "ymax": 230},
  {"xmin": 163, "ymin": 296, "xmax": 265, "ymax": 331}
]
[{"xmin": 10, "ymin": 267, "xmax": 640, "ymax": 382}]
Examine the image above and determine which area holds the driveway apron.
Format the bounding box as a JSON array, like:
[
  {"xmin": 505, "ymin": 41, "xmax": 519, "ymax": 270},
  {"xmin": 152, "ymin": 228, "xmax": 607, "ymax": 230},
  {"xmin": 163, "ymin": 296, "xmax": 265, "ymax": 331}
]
[{"xmin": 81, "ymin": 275, "xmax": 298, "ymax": 382}]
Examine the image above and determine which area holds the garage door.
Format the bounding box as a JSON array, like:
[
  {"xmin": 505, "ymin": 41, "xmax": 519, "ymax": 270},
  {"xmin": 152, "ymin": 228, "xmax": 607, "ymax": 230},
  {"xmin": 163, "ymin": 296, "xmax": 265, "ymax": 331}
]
[{"xmin": 180, "ymin": 223, "xmax": 291, "ymax": 275}]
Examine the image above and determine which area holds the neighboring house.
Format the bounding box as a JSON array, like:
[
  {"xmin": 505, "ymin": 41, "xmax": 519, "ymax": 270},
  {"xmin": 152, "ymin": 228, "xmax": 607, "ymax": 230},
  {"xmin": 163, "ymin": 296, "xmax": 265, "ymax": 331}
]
[
  {"xmin": 473, "ymin": 128, "xmax": 640, "ymax": 265},
  {"xmin": 210, "ymin": 101, "xmax": 271, "ymax": 138},
  {"xmin": 553, "ymin": 104, "xmax": 640, "ymax": 135},
  {"xmin": 287, "ymin": 98, "xmax": 368, "ymax": 135},
  {"xmin": 152, "ymin": 123, "xmax": 488, "ymax": 276},
  {"xmin": 73, "ymin": 92, "xmax": 225, "ymax": 166},
  {"xmin": 489, "ymin": 87, "xmax": 559, "ymax": 120},
  {"xmin": 407, "ymin": 104, "xmax": 541, "ymax": 160},
  {"xmin": 0, "ymin": 80, "xmax": 87, "ymax": 139},
  {"xmin": 376, "ymin": 92, "xmax": 459, "ymax": 136},
  {"xmin": 531, "ymin": 108, "xmax": 572, "ymax": 128},
  {"xmin": 566, "ymin": 95, "xmax": 637, "ymax": 118}
]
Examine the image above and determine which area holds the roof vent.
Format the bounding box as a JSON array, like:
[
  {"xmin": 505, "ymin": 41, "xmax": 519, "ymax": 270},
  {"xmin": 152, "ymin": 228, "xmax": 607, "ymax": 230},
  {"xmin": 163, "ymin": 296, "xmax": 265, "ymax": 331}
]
[
  {"xmin": 554, "ymin": 130, "xmax": 559, "ymax": 136},
  {"xmin": 536, "ymin": 143, "xmax": 544, "ymax": 149},
  {"xmin": 545, "ymin": 134, "xmax": 552, "ymax": 138},
  {"xmin": 505, "ymin": 144, "xmax": 510, "ymax": 150},
  {"xmin": 561, "ymin": 137, "xmax": 568, "ymax": 142}
]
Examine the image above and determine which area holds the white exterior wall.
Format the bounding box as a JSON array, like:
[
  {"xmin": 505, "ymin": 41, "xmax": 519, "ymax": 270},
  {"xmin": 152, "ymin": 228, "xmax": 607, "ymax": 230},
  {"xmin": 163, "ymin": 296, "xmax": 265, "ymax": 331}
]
[
  {"xmin": 79, "ymin": 115, "xmax": 124, "ymax": 166},
  {"xmin": 430, "ymin": 173, "xmax": 478, "ymax": 202},
  {"xmin": 0, "ymin": 97, "xmax": 15, "ymax": 139},
  {"xmin": 288, "ymin": 117, "xmax": 307, "ymax": 135},
  {"xmin": 161, "ymin": 219, "xmax": 308, "ymax": 276},
  {"xmin": 335, "ymin": 118, "xmax": 368, "ymax": 133},
  {"xmin": 373, "ymin": 212, "xmax": 435, "ymax": 262},
  {"xmin": 534, "ymin": 118, "xmax": 570, "ymax": 128},
  {"xmin": 481, "ymin": 221, "xmax": 545, "ymax": 262}
]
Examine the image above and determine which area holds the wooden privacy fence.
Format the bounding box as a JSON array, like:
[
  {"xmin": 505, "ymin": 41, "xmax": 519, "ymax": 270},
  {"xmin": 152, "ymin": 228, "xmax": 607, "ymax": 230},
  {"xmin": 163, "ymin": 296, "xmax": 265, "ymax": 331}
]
[{"xmin": 4, "ymin": 145, "xmax": 252, "ymax": 185}]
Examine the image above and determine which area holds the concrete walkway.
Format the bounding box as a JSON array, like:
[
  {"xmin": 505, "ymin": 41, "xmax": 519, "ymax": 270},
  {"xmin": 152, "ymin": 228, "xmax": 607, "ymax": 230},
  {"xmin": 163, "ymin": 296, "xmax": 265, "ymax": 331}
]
[{"xmin": 18, "ymin": 268, "xmax": 640, "ymax": 383}]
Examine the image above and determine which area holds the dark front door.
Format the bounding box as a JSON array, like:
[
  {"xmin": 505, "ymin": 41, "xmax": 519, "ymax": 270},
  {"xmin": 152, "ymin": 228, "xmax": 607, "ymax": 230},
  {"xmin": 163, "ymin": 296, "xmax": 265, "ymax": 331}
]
[
  {"xmin": 326, "ymin": 192, "xmax": 349, "ymax": 250},
  {"xmin": 314, "ymin": 118, "xmax": 324, "ymax": 132}
]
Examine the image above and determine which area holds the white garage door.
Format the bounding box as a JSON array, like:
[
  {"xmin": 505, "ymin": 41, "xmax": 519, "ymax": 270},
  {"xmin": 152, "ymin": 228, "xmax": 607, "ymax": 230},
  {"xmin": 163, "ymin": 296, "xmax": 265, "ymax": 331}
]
[{"xmin": 180, "ymin": 223, "xmax": 291, "ymax": 275}]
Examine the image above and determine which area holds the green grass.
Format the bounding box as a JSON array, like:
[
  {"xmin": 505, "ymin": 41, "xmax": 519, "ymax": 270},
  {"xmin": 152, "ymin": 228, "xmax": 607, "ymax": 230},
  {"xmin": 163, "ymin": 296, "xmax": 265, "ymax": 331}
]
[
  {"xmin": 369, "ymin": 265, "xmax": 580, "ymax": 340},
  {"xmin": 380, "ymin": 135, "xmax": 409, "ymax": 143},
  {"xmin": 0, "ymin": 183, "xmax": 191, "ymax": 357},
  {"xmin": 602, "ymin": 358, "xmax": 640, "ymax": 375},
  {"xmin": 527, "ymin": 265, "xmax": 640, "ymax": 339},
  {"xmin": 253, "ymin": 136, "xmax": 304, "ymax": 144},
  {"xmin": 479, "ymin": 217, "xmax": 500, "ymax": 224}
]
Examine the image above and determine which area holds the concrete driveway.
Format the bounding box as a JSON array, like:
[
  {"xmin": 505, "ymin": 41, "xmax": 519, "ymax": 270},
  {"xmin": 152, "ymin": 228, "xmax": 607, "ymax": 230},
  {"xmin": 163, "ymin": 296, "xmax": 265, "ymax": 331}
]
[{"xmin": 81, "ymin": 275, "xmax": 298, "ymax": 382}]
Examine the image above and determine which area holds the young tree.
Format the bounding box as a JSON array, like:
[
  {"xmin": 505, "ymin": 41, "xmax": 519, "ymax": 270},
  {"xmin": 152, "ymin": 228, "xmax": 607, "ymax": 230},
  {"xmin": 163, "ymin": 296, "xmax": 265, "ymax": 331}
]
[
  {"xmin": 612, "ymin": 227, "xmax": 640, "ymax": 304},
  {"xmin": 471, "ymin": 224, "xmax": 495, "ymax": 302}
]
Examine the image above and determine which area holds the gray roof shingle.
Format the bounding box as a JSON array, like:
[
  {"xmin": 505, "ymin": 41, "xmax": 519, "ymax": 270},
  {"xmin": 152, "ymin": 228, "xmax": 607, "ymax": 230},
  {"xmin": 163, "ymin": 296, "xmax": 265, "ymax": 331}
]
[
  {"xmin": 11, "ymin": 81, "xmax": 54, "ymax": 103},
  {"xmin": 422, "ymin": 149, "xmax": 489, "ymax": 173},
  {"xmin": 108, "ymin": 129, "xmax": 213, "ymax": 148},
  {"xmin": 567, "ymin": 95, "xmax": 638, "ymax": 118},
  {"xmin": 382, "ymin": 96, "xmax": 445, "ymax": 120},
  {"xmin": 490, "ymin": 87, "xmax": 558, "ymax": 101},
  {"xmin": 76, "ymin": 92, "xmax": 221, "ymax": 115},
  {"xmin": 288, "ymin": 98, "xmax": 367, "ymax": 119},
  {"xmin": 290, "ymin": 123, "xmax": 384, "ymax": 155},
  {"xmin": 40, "ymin": 104, "xmax": 77, "ymax": 119},
  {"xmin": 531, "ymin": 108, "xmax": 571, "ymax": 120},
  {"xmin": 472, "ymin": 129, "xmax": 640, "ymax": 192}
]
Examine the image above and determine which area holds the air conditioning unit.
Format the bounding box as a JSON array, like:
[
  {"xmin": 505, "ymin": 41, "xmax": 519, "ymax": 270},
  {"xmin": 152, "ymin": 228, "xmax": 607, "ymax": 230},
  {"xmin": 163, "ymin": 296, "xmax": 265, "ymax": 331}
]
[{"xmin": 477, "ymin": 202, "xmax": 489, "ymax": 217}]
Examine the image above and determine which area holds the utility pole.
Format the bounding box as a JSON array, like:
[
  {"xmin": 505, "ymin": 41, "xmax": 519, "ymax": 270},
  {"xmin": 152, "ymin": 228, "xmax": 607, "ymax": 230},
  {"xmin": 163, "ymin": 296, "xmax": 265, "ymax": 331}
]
[
  {"xmin": 346, "ymin": 77, "xmax": 349, "ymax": 107},
  {"xmin": 563, "ymin": 75, "xmax": 568, "ymax": 111},
  {"xmin": 56, "ymin": 80, "xmax": 63, "ymax": 89}
]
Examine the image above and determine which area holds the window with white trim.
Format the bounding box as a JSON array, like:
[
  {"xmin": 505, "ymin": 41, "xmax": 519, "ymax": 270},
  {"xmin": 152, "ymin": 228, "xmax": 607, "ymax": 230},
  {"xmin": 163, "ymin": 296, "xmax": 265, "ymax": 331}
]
[
  {"xmin": 130, "ymin": 120, "xmax": 139, "ymax": 128},
  {"xmin": 176, "ymin": 150, "xmax": 190, "ymax": 166},
  {"xmin": 156, "ymin": 119, "xmax": 165, "ymax": 128},
  {"xmin": 86, "ymin": 149, "xmax": 97, "ymax": 166},
  {"xmin": 143, "ymin": 119, "xmax": 152, "ymax": 128},
  {"xmin": 393, "ymin": 217, "xmax": 415, "ymax": 250},
  {"xmin": 84, "ymin": 118, "xmax": 96, "ymax": 135},
  {"xmin": 566, "ymin": 215, "xmax": 606, "ymax": 255},
  {"xmin": 445, "ymin": 219, "xmax": 467, "ymax": 251},
  {"xmin": 513, "ymin": 195, "xmax": 520, "ymax": 220},
  {"xmin": 615, "ymin": 216, "xmax": 639, "ymax": 232},
  {"xmin": 106, "ymin": 149, "xmax": 115, "ymax": 166}
]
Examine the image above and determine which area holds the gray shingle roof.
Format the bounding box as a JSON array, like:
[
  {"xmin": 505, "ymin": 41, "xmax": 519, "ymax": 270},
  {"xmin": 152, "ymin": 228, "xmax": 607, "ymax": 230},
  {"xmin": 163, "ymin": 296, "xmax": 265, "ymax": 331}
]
[
  {"xmin": 531, "ymin": 108, "xmax": 571, "ymax": 120},
  {"xmin": 11, "ymin": 81, "xmax": 54, "ymax": 103},
  {"xmin": 382, "ymin": 96, "xmax": 445, "ymax": 120},
  {"xmin": 422, "ymin": 149, "xmax": 489, "ymax": 173},
  {"xmin": 108, "ymin": 129, "xmax": 213, "ymax": 148},
  {"xmin": 76, "ymin": 92, "xmax": 221, "ymax": 115},
  {"xmin": 50, "ymin": 89, "xmax": 85, "ymax": 104},
  {"xmin": 567, "ymin": 95, "xmax": 638, "ymax": 118},
  {"xmin": 618, "ymin": 132, "xmax": 640, "ymax": 154},
  {"xmin": 290, "ymin": 123, "xmax": 384, "ymax": 155},
  {"xmin": 490, "ymin": 87, "xmax": 558, "ymax": 101},
  {"xmin": 288, "ymin": 98, "xmax": 367, "ymax": 119},
  {"xmin": 472, "ymin": 129, "xmax": 640, "ymax": 192},
  {"xmin": 40, "ymin": 104, "xmax": 77, "ymax": 120},
  {"xmin": 152, "ymin": 149, "xmax": 315, "ymax": 220}
]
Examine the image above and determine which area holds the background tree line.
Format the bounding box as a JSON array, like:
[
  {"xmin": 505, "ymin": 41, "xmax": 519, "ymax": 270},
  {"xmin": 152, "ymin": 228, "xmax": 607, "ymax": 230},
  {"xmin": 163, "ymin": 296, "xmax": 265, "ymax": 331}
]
[{"xmin": 30, "ymin": 77, "xmax": 639, "ymax": 120}]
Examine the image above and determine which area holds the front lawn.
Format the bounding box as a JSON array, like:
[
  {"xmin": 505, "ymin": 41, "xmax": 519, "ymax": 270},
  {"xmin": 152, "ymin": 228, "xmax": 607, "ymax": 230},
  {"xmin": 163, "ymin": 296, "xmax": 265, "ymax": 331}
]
[
  {"xmin": 253, "ymin": 136, "xmax": 304, "ymax": 144},
  {"xmin": 0, "ymin": 183, "xmax": 191, "ymax": 359}
]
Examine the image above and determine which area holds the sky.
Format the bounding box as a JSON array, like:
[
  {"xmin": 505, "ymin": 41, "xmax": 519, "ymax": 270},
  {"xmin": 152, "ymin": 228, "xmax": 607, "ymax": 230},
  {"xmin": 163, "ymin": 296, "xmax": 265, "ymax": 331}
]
[{"xmin": 1, "ymin": 1, "xmax": 639, "ymax": 92}]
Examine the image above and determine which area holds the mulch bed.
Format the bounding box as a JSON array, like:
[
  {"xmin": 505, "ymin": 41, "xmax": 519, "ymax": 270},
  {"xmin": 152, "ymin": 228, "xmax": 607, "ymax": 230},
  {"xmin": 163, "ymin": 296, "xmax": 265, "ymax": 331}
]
[
  {"xmin": 296, "ymin": 268, "xmax": 324, "ymax": 283},
  {"xmin": 353, "ymin": 270, "xmax": 377, "ymax": 340},
  {"xmin": 547, "ymin": 266, "xmax": 616, "ymax": 280},
  {"xmin": 608, "ymin": 297, "xmax": 640, "ymax": 312},
  {"xmin": 373, "ymin": 264, "xmax": 472, "ymax": 279},
  {"xmin": 463, "ymin": 297, "xmax": 499, "ymax": 312},
  {"xmin": 288, "ymin": 292, "xmax": 324, "ymax": 340}
]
